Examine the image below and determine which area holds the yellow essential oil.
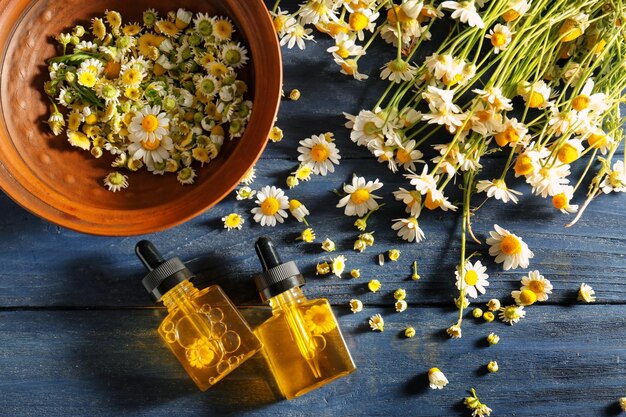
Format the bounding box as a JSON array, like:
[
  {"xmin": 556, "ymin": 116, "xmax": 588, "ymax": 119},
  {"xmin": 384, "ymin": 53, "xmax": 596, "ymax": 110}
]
[
  {"xmin": 253, "ymin": 237, "xmax": 356, "ymax": 399},
  {"xmin": 136, "ymin": 240, "xmax": 262, "ymax": 391}
]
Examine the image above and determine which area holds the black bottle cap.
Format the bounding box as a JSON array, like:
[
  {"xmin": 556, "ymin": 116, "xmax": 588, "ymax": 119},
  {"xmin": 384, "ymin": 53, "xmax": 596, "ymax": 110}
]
[
  {"xmin": 254, "ymin": 237, "xmax": 305, "ymax": 303},
  {"xmin": 135, "ymin": 240, "xmax": 194, "ymax": 303}
]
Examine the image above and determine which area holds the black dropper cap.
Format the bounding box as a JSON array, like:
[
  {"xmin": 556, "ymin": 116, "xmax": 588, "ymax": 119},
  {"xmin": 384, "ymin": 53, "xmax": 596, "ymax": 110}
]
[
  {"xmin": 254, "ymin": 237, "xmax": 305, "ymax": 302},
  {"xmin": 136, "ymin": 240, "xmax": 194, "ymax": 302}
]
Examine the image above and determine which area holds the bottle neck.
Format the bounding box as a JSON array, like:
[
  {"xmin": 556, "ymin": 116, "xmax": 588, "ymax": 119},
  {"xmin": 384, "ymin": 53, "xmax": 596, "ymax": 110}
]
[
  {"xmin": 161, "ymin": 280, "xmax": 198, "ymax": 311},
  {"xmin": 268, "ymin": 287, "xmax": 307, "ymax": 314}
]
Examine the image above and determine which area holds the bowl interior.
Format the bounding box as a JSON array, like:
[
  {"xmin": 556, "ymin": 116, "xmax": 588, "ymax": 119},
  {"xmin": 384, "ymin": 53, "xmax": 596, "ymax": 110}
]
[{"xmin": 0, "ymin": 0, "xmax": 280, "ymax": 235}]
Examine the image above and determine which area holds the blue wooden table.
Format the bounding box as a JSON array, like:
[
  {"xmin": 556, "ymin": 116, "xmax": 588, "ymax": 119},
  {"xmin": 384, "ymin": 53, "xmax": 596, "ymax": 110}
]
[{"xmin": 1, "ymin": 2, "xmax": 626, "ymax": 416}]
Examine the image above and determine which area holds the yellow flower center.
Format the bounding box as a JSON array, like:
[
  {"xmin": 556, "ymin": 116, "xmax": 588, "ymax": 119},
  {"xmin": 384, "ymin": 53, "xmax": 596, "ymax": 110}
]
[
  {"xmin": 518, "ymin": 289, "xmax": 537, "ymax": 306},
  {"xmin": 340, "ymin": 59, "xmax": 356, "ymax": 75},
  {"xmin": 502, "ymin": 9, "xmax": 520, "ymax": 22},
  {"xmin": 491, "ymin": 32, "xmax": 508, "ymax": 47},
  {"xmin": 261, "ymin": 197, "xmax": 280, "ymax": 215},
  {"xmin": 514, "ymin": 155, "xmax": 534, "ymax": 176},
  {"xmin": 224, "ymin": 214, "xmax": 241, "ymax": 228},
  {"xmin": 527, "ymin": 91, "xmax": 545, "ymax": 108},
  {"xmin": 587, "ymin": 132, "xmax": 607, "ymax": 149},
  {"xmin": 351, "ymin": 188, "xmax": 370, "ymax": 205},
  {"xmin": 326, "ymin": 22, "xmax": 349, "ymax": 36},
  {"xmin": 78, "ymin": 71, "xmax": 97, "ymax": 88},
  {"xmin": 528, "ymin": 280, "xmax": 545, "ymax": 294},
  {"xmin": 215, "ymin": 19, "xmax": 233, "ymax": 39},
  {"xmin": 141, "ymin": 138, "xmax": 161, "ymax": 151},
  {"xmin": 273, "ymin": 15, "xmax": 287, "ymax": 32},
  {"xmin": 500, "ymin": 235, "xmax": 522, "ymax": 255},
  {"xmin": 310, "ymin": 143, "xmax": 330, "ymax": 162},
  {"xmin": 289, "ymin": 199, "xmax": 302, "ymax": 211},
  {"xmin": 336, "ymin": 45, "xmax": 350, "ymax": 59},
  {"xmin": 349, "ymin": 12, "xmax": 369, "ymax": 31},
  {"xmin": 503, "ymin": 306, "xmax": 521, "ymax": 320},
  {"xmin": 552, "ymin": 193, "xmax": 569, "ymax": 209},
  {"xmin": 141, "ymin": 114, "xmax": 160, "ymax": 133},
  {"xmin": 572, "ymin": 95, "xmax": 590, "ymax": 111},
  {"xmin": 396, "ymin": 148, "xmax": 412, "ymax": 164},
  {"xmin": 209, "ymin": 62, "xmax": 228, "ymax": 77},
  {"xmin": 559, "ymin": 19, "xmax": 583, "ymax": 42},
  {"xmin": 424, "ymin": 190, "xmax": 441, "ymax": 210},
  {"xmin": 122, "ymin": 68, "xmax": 142, "ymax": 86},
  {"xmin": 557, "ymin": 143, "xmax": 579, "ymax": 164},
  {"xmin": 464, "ymin": 270, "xmax": 479, "ymax": 286}
]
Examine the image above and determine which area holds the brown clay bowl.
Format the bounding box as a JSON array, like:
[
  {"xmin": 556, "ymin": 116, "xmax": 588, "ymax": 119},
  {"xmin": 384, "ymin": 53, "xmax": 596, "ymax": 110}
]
[{"xmin": 0, "ymin": 0, "xmax": 281, "ymax": 236}]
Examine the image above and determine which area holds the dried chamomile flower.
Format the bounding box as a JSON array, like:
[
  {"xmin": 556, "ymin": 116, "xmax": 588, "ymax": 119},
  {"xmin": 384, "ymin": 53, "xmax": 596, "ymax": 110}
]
[
  {"xmin": 512, "ymin": 289, "xmax": 537, "ymax": 306},
  {"xmin": 487, "ymin": 333, "xmax": 499, "ymax": 345},
  {"xmin": 221, "ymin": 213, "xmax": 244, "ymax": 231},
  {"xmin": 447, "ymin": 324, "xmax": 462, "ymax": 339},
  {"xmin": 293, "ymin": 165, "xmax": 313, "ymax": 182},
  {"xmin": 289, "ymin": 89, "xmax": 301, "ymax": 100},
  {"xmin": 354, "ymin": 218, "xmax": 367, "ymax": 231},
  {"xmin": 486, "ymin": 299, "xmax": 501, "ymax": 311},
  {"xmin": 349, "ymin": 299, "xmax": 363, "ymax": 313},
  {"xmin": 428, "ymin": 368, "xmax": 449, "ymax": 389},
  {"xmin": 499, "ymin": 305, "xmax": 526, "ymax": 325},
  {"xmin": 103, "ymin": 171, "xmax": 128, "ymax": 192},
  {"xmin": 472, "ymin": 308, "xmax": 484, "ymax": 318},
  {"xmin": 394, "ymin": 288, "xmax": 406, "ymax": 300},
  {"xmin": 368, "ymin": 279, "xmax": 381, "ymax": 293},
  {"xmin": 289, "ymin": 199, "xmax": 310, "ymax": 224},
  {"xmin": 354, "ymin": 238, "xmax": 368, "ymax": 253},
  {"xmin": 316, "ymin": 262, "xmax": 330, "ymax": 275},
  {"xmin": 331, "ymin": 255, "xmax": 346, "ymax": 278},
  {"xmin": 298, "ymin": 227, "xmax": 316, "ymax": 243},
  {"xmin": 395, "ymin": 300, "xmax": 407, "ymax": 312},
  {"xmin": 578, "ymin": 283, "xmax": 596, "ymax": 302},
  {"xmin": 619, "ymin": 397, "xmax": 626, "ymax": 412},
  {"xmin": 350, "ymin": 269, "xmax": 360, "ymax": 279},
  {"xmin": 404, "ymin": 327, "xmax": 416, "ymax": 338},
  {"xmin": 455, "ymin": 296, "xmax": 470, "ymax": 309},
  {"xmin": 487, "ymin": 361, "xmax": 499, "ymax": 373},
  {"xmin": 322, "ymin": 238, "xmax": 336, "ymax": 252},
  {"xmin": 483, "ymin": 312, "xmax": 495, "ymax": 322},
  {"xmin": 388, "ymin": 249, "xmax": 400, "ymax": 261},
  {"xmin": 465, "ymin": 389, "xmax": 492, "ymax": 417},
  {"xmin": 236, "ymin": 186, "xmax": 256, "ymax": 200},
  {"xmin": 286, "ymin": 175, "xmax": 299, "ymax": 189},
  {"xmin": 268, "ymin": 125, "xmax": 284, "ymax": 142},
  {"xmin": 369, "ymin": 313, "xmax": 384, "ymax": 331},
  {"xmin": 359, "ymin": 232, "xmax": 375, "ymax": 246}
]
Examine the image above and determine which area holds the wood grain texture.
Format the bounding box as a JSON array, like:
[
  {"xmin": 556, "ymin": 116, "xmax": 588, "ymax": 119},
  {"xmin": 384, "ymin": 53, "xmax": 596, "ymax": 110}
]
[
  {"xmin": 0, "ymin": 0, "xmax": 624, "ymax": 415},
  {"xmin": 0, "ymin": 307, "xmax": 624, "ymax": 417}
]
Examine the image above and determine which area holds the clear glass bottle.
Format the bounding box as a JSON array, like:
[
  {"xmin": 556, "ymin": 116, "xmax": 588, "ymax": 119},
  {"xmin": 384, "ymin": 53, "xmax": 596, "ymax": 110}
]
[
  {"xmin": 136, "ymin": 240, "xmax": 262, "ymax": 391},
  {"xmin": 252, "ymin": 237, "xmax": 356, "ymax": 399}
]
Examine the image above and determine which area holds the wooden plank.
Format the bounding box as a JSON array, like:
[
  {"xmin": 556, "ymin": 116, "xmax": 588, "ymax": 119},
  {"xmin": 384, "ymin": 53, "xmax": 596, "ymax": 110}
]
[
  {"xmin": 0, "ymin": 307, "xmax": 624, "ymax": 417},
  {"xmin": 0, "ymin": 154, "xmax": 623, "ymax": 308}
]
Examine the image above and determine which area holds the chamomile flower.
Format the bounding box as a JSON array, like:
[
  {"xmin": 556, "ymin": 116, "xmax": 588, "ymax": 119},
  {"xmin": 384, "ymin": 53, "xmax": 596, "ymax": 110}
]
[
  {"xmin": 447, "ymin": 324, "xmax": 462, "ymax": 338},
  {"xmin": 440, "ymin": 1, "xmax": 485, "ymax": 28},
  {"xmin": 322, "ymin": 238, "xmax": 336, "ymax": 252},
  {"xmin": 177, "ymin": 167, "xmax": 197, "ymax": 185},
  {"xmin": 392, "ymin": 217, "xmax": 425, "ymax": 243},
  {"xmin": 348, "ymin": 8, "xmax": 379, "ymax": 40},
  {"xmin": 552, "ymin": 185, "xmax": 578, "ymax": 214},
  {"xmin": 298, "ymin": 228, "xmax": 316, "ymax": 243},
  {"xmin": 368, "ymin": 279, "xmax": 381, "ymax": 293},
  {"xmin": 395, "ymin": 140, "xmax": 424, "ymax": 171},
  {"xmin": 252, "ymin": 186, "xmax": 289, "ymax": 227},
  {"xmin": 499, "ymin": 304, "xmax": 525, "ymax": 325},
  {"xmin": 337, "ymin": 176, "xmax": 383, "ymax": 217},
  {"xmin": 520, "ymin": 270, "xmax": 552, "ymax": 301},
  {"xmin": 572, "ymin": 78, "xmax": 609, "ymax": 114},
  {"xmin": 350, "ymin": 299, "xmax": 363, "ymax": 313},
  {"xmin": 527, "ymin": 164, "xmax": 571, "ymax": 197},
  {"xmin": 578, "ymin": 283, "xmax": 596, "ymax": 303},
  {"xmin": 297, "ymin": 134, "xmax": 341, "ymax": 176},
  {"xmin": 485, "ymin": 24, "xmax": 513, "ymax": 53},
  {"xmin": 213, "ymin": 18, "xmax": 235, "ymax": 41},
  {"xmin": 428, "ymin": 368, "xmax": 449, "ymax": 389},
  {"xmin": 380, "ymin": 58, "xmax": 417, "ymax": 83},
  {"xmin": 476, "ymin": 179, "xmax": 522, "ymax": 204},
  {"xmin": 221, "ymin": 42, "xmax": 249, "ymax": 68},
  {"xmin": 455, "ymin": 260, "xmax": 489, "ymax": 299},
  {"xmin": 517, "ymin": 80, "xmax": 552, "ymax": 109},
  {"xmin": 327, "ymin": 33, "xmax": 364, "ymax": 59},
  {"xmin": 288, "ymin": 199, "xmax": 309, "ymax": 223},
  {"xmin": 77, "ymin": 69, "xmax": 98, "ymax": 88},
  {"xmin": 193, "ymin": 13, "xmax": 215, "ymax": 37},
  {"xmin": 394, "ymin": 187, "xmax": 422, "ymax": 217},
  {"xmin": 486, "ymin": 224, "xmax": 534, "ymax": 270},
  {"xmin": 103, "ymin": 172, "xmax": 128, "ymax": 192},
  {"xmin": 331, "ymin": 255, "xmax": 346, "ymax": 278},
  {"xmin": 280, "ymin": 23, "xmax": 313, "ymax": 50},
  {"xmin": 240, "ymin": 166, "xmax": 256, "ymax": 185},
  {"xmin": 395, "ymin": 300, "xmax": 408, "ymax": 312},
  {"xmin": 222, "ymin": 213, "xmax": 244, "ymax": 230},
  {"xmin": 236, "ymin": 186, "xmax": 256, "ymax": 200},
  {"xmin": 511, "ymin": 289, "xmax": 537, "ymax": 306},
  {"xmin": 600, "ymin": 160, "xmax": 626, "ymax": 194},
  {"xmin": 368, "ymin": 313, "xmax": 385, "ymax": 331},
  {"xmin": 405, "ymin": 165, "xmax": 439, "ymax": 195},
  {"xmin": 155, "ymin": 19, "xmax": 181, "ymax": 38},
  {"xmin": 334, "ymin": 56, "xmax": 369, "ymax": 80}
]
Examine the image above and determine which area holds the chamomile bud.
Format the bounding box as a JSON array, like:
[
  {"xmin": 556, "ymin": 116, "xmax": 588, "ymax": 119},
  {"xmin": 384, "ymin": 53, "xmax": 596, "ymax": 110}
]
[
  {"xmin": 289, "ymin": 89, "xmax": 301, "ymax": 101},
  {"xmin": 487, "ymin": 361, "xmax": 499, "ymax": 373},
  {"xmin": 487, "ymin": 333, "xmax": 500, "ymax": 346},
  {"xmin": 404, "ymin": 327, "xmax": 416, "ymax": 338},
  {"xmin": 483, "ymin": 311, "xmax": 495, "ymax": 322},
  {"xmin": 472, "ymin": 308, "xmax": 484, "ymax": 318}
]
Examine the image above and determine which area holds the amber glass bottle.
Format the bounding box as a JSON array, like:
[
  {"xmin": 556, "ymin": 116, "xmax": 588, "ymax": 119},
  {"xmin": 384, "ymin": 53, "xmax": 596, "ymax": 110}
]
[
  {"xmin": 136, "ymin": 240, "xmax": 262, "ymax": 391},
  {"xmin": 253, "ymin": 237, "xmax": 356, "ymax": 399}
]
